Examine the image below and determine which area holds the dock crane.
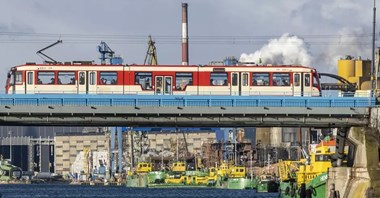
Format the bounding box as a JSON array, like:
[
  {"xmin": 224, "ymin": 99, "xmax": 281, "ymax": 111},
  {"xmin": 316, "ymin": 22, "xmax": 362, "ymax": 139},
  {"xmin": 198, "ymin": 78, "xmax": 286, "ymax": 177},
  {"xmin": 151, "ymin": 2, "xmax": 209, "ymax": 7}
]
[
  {"xmin": 144, "ymin": 35, "xmax": 158, "ymax": 65},
  {"xmin": 98, "ymin": 41, "xmax": 115, "ymax": 64}
]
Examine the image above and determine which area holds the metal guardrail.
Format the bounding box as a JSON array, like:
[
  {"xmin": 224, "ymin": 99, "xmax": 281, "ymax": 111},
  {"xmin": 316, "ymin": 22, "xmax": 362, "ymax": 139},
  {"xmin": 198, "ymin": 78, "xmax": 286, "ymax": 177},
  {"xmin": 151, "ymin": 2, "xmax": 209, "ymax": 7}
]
[
  {"xmin": 5, "ymin": 90, "xmax": 373, "ymax": 97},
  {"xmin": 0, "ymin": 94, "xmax": 375, "ymax": 108}
]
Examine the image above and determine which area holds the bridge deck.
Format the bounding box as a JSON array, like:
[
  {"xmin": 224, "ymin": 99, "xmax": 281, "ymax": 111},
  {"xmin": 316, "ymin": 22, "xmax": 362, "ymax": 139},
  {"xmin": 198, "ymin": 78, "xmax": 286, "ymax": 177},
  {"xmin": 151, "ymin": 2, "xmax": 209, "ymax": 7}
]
[{"xmin": 0, "ymin": 94, "xmax": 374, "ymax": 127}]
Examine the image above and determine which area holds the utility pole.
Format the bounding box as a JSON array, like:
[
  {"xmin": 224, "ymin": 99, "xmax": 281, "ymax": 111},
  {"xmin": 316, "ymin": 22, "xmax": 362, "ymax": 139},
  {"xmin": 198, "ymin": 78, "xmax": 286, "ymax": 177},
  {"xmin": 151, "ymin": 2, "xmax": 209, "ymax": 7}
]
[
  {"xmin": 8, "ymin": 131, "xmax": 12, "ymax": 163},
  {"xmin": 39, "ymin": 136, "xmax": 42, "ymax": 172},
  {"xmin": 372, "ymin": 0, "xmax": 376, "ymax": 95},
  {"xmin": 376, "ymin": 47, "xmax": 380, "ymax": 93},
  {"xmin": 161, "ymin": 150, "xmax": 164, "ymax": 170},
  {"xmin": 130, "ymin": 128, "xmax": 135, "ymax": 170},
  {"xmin": 250, "ymin": 153, "xmax": 253, "ymax": 180},
  {"xmin": 234, "ymin": 128, "xmax": 237, "ymax": 165},
  {"xmin": 176, "ymin": 128, "xmax": 179, "ymax": 161}
]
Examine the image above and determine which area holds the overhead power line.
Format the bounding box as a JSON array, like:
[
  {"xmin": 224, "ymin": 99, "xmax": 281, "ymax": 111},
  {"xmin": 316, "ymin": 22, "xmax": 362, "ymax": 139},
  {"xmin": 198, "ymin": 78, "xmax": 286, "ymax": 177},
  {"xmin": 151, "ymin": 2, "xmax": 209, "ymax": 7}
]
[{"xmin": 0, "ymin": 31, "xmax": 375, "ymax": 46}]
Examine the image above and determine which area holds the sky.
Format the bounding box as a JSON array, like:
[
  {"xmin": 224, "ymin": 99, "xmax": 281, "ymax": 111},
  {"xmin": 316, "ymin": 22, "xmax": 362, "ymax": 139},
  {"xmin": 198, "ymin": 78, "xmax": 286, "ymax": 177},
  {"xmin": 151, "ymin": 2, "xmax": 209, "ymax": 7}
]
[{"xmin": 0, "ymin": 0, "xmax": 377, "ymax": 89}]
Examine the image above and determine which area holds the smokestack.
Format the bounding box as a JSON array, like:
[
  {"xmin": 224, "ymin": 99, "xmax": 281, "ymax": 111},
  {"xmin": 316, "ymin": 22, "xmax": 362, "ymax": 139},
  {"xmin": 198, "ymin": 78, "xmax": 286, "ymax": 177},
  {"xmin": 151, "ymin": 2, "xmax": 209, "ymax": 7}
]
[{"xmin": 182, "ymin": 3, "xmax": 189, "ymax": 65}]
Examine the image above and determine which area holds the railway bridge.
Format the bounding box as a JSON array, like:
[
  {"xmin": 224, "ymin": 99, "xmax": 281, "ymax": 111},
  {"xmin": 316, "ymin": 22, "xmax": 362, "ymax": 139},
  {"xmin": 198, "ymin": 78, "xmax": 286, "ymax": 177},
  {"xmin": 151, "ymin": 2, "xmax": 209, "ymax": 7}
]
[{"xmin": 0, "ymin": 94, "xmax": 379, "ymax": 197}]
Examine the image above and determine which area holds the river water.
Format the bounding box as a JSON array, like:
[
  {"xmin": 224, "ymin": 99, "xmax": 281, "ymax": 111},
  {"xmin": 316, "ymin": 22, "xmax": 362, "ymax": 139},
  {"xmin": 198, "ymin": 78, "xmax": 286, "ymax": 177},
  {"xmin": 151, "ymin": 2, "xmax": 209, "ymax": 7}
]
[{"xmin": 0, "ymin": 184, "xmax": 278, "ymax": 198}]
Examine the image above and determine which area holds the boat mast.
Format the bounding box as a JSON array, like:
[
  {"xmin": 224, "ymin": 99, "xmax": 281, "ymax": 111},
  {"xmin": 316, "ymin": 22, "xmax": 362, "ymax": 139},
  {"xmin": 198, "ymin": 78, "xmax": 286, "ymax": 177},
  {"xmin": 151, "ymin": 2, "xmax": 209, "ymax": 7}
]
[
  {"xmin": 234, "ymin": 128, "xmax": 237, "ymax": 165},
  {"xmin": 130, "ymin": 128, "xmax": 135, "ymax": 171},
  {"xmin": 176, "ymin": 128, "xmax": 179, "ymax": 161}
]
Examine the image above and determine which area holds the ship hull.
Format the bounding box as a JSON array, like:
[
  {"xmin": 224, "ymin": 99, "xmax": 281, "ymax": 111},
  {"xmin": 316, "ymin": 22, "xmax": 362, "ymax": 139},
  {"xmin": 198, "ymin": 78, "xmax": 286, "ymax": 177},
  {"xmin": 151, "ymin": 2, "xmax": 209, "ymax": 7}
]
[
  {"xmin": 147, "ymin": 171, "xmax": 166, "ymax": 184},
  {"xmin": 279, "ymin": 173, "xmax": 327, "ymax": 198},
  {"xmin": 126, "ymin": 174, "xmax": 148, "ymax": 188},
  {"xmin": 227, "ymin": 178, "xmax": 256, "ymax": 190}
]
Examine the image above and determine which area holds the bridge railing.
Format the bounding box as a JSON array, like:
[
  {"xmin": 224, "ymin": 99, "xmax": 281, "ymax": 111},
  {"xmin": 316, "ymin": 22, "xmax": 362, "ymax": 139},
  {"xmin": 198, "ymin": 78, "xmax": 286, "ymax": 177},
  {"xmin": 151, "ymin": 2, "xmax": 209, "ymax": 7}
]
[
  {"xmin": 6, "ymin": 90, "xmax": 372, "ymax": 97},
  {"xmin": 0, "ymin": 94, "xmax": 374, "ymax": 108}
]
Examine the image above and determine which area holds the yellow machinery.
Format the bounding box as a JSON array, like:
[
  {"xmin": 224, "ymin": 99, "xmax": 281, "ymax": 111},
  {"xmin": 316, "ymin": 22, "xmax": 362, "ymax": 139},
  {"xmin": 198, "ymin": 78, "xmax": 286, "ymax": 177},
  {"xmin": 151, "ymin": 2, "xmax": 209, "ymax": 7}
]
[
  {"xmin": 165, "ymin": 161, "xmax": 218, "ymax": 185},
  {"xmin": 208, "ymin": 167, "xmax": 217, "ymax": 178},
  {"xmin": 165, "ymin": 162, "xmax": 186, "ymax": 184},
  {"xmin": 171, "ymin": 161, "xmax": 186, "ymax": 172},
  {"xmin": 183, "ymin": 172, "xmax": 210, "ymax": 185},
  {"xmin": 278, "ymin": 140, "xmax": 347, "ymax": 187},
  {"xmin": 165, "ymin": 174, "xmax": 185, "ymax": 184},
  {"xmin": 337, "ymin": 56, "xmax": 373, "ymax": 94},
  {"xmin": 217, "ymin": 162, "xmax": 229, "ymax": 177},
  {"xmin": 136, "ymin": 162, "xmax": 153, "ymax": 174},
  {"xmin": 278, "ymin": 160, "xmax": 298, "ymax": 182},
  {"xmin": 227, "ymin": 166, "xmax": 246, "ymax": 178}
]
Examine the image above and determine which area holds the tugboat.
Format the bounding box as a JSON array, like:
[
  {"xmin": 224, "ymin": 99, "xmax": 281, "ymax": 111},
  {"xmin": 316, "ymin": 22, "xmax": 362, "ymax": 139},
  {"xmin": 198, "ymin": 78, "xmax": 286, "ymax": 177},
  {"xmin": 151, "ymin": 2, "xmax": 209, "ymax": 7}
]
[
  {"xmin": 126, "ymin": 162, "xmax": 166, "ymax": 187},
  {"xmin": 257, "ymin": 174, "xmax": 279, "ymax": 193},
  {"xmin": 226, "ymin": 165, "xmax": 257, "ymax": 190},
  {"xmin": 257, "ymin": 156, "xmax": 279, "ymax": 193},
  {"xmin": 214, "ymin": 161, "xmax": 258, "ymax": 190},
  {"xmin": 278, "ymin": 139, "xmax": 340, "ymax": 198}
]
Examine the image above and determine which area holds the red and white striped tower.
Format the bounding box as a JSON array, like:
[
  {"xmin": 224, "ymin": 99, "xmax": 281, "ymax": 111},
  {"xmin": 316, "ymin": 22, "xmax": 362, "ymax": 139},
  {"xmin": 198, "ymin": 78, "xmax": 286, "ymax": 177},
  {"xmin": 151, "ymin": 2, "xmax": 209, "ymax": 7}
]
[{"xmin": 182, "ymin": 3, "xmax": 189, "ymax": 65}]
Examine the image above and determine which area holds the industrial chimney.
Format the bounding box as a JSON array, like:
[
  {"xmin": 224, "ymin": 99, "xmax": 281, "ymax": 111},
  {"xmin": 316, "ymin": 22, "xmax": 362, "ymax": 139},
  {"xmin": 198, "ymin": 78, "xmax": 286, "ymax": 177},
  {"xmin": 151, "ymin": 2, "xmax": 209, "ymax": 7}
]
[{"xmin": 182, "ymin": 3, "xmax": 189, "ymax": 65}]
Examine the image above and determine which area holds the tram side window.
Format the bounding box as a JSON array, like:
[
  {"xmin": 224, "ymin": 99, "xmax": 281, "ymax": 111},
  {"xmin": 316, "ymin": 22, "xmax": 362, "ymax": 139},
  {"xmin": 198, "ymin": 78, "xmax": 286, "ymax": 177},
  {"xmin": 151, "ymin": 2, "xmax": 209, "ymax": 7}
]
[
  {"xmin": 294, "ymin": 74, "xmax": 300, "ymax": 86},
  {"xmin": 232, "ymin": 73, "xmax": 238, "ymax": 86},
  {"xmin": 242, "ymin": 73, "xmax": 248, "ymax": 86},
  {"xmin": 176, "ymin": 72, "xmax": 193, "ymax": 90},
  {"xmin": 252, "ymin": 73, "xmax": 269, "ymax": 86},
  {"xmin": 272, "ymin": 73, "xmax": 290, "ymax": 86},
  {"xmin": 90, "ymin": 72, "xmax": 96, "ymax": 85},
  {"xmin": 135, "ymin": 72, "xmax": 152, "ymax": 90},
  {"xmin": 305, "ymin": 74, "xmax": 310, "ymax": 87},
  {"xmin": 79, "ymin": 72, "xmax": 85, "ymax": 85},
  {"xmin": 58, "ymin": 72, "xmax": 75, "ymax": 85},
  {"xmin": 99, "ymin": 72, "xmax": 117, "ymax": 85},
  {"xmin": 37, "ymin": 72, "xmax": 55, "ymax": 84},
  {"xmin": 9, "ymin": 72, "xmax": 22, "ymax": 85},
  {"xmin": 312, "ymin": 74, "xmax": 319, "ymax": 88},
  {"xmin": 210, "ymin": 72, "xmax": 228, "ymax": 86},
  {"xmin": 15, "ymin": 71, "xmax": 23, "ymax": 85},
  {"xmin": 27, "ymin": 72, "xmax": 33, "ymax": 85}
]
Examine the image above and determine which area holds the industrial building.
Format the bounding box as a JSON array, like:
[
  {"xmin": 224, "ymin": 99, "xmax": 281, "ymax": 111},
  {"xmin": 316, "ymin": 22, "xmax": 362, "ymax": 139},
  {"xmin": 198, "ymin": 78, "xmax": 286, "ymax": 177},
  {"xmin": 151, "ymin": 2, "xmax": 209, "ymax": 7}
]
[
  {"xmin": 0, "ymin": 136, "xmax": 54, "ymax": 172},
  {"xmin": 54, "ymin": 132, "xmax": 109, "ymax": 176},
  {"xmin": 0, "ymin": 125, "xmax": 323, "ymax": 177},
  {"xmin": 122, "ymin": 128, "xmax": 217, "ymax": 171}
]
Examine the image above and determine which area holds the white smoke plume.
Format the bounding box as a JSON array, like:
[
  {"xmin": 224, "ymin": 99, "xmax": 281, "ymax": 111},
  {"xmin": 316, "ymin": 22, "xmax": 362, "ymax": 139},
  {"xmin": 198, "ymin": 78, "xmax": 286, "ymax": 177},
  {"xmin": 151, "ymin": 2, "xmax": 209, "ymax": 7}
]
[
  {"xmin": 321, "ymin": 27, "xmax": 371, "ymax": 72},
  {"xmin": 239, "ymin": 33, "xmax": 312, "ymax": 66}
]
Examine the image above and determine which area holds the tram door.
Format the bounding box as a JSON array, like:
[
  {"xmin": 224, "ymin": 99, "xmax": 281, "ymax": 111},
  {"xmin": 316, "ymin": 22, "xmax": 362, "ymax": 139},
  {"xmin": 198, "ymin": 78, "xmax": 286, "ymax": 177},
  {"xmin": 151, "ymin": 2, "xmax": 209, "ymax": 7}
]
[
  {"xmin": 77, "ymin": 71, "xmax": 87, "ymax": 94},
  {"xmin": 164, "ymin": 76, "xmax": 173, "ymax": 95},
  {"xmin": 88, "ymin": 71, "xmax": 97, "ymax": 94},
  {"xmin": 155, "ymin": 76, "xmax": 173, "ymax": 95},
  {"xmin": 155, "ymin": 76, "xmax": 163, "ymax": 95},
  {"xmin": 303, "ymin": 73, "xmax": 311, "ymax": 96},
  {"xmin": 25, "ymin": 71, "xmax": 35, "ymax": 94},
  {"xmin": 77, "ymin": 71, "xmax": 97, "ymax": 94},
  {"xmin": 231, "ymin": 72, "xmax": 249, "ymax": 96},
  {"xmin": 293, "ymin": 73, "xmax": 302, "ymax": 96}
]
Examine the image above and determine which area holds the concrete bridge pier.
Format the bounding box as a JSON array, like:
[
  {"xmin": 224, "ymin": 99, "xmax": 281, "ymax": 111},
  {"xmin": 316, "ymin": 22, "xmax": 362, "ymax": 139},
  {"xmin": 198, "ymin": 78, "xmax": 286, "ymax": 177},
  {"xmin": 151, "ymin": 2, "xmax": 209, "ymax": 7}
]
[{"xmin": 327, "ymin": 127, "xmax": 380, "ymax": 198}]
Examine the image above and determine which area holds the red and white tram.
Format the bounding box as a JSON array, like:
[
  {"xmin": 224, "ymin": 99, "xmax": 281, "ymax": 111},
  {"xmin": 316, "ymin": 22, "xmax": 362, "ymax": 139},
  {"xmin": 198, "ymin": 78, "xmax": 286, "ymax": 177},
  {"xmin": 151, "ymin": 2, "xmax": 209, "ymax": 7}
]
[{"xmin": 5, "ymin": 63, "xmax": 321, "ymax": 96}]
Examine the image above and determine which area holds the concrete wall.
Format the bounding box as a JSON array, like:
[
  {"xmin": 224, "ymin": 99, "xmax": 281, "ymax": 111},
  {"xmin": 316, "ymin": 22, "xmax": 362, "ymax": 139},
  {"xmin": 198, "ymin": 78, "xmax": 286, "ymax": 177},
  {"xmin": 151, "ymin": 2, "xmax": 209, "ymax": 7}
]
[
  {"xmin": 270, "ymin": 127, "xmax": 282, "ymax": 147},
  {"xmin": 327, "ymin": 127, "xmax": 380, "ymax": 198},
  {"xmin": 146, "ymin": 131, "xmax": 216, "ymax": 154},
  {"xmin": 256, "ymin": 128, "xmax": 271, "ymax": 145},
  {"xmin": 54, "ymin": 133, "xmax": 109, "ymax": 175}
]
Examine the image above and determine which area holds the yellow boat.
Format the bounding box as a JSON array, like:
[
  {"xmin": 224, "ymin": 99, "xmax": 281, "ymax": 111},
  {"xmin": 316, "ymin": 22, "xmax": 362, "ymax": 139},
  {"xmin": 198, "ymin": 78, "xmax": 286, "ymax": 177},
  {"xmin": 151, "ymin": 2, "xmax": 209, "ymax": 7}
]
[
  {"xmin": 165, "ymin": 161, "xmax": 186, "ymax": 184},
  {"xmin": 163, "ymin": 161, "xmax": 220, "ymax": 187},
  {"xmin": 278, "ymin": 139, "xmax": 346, "ymax": 197}
]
